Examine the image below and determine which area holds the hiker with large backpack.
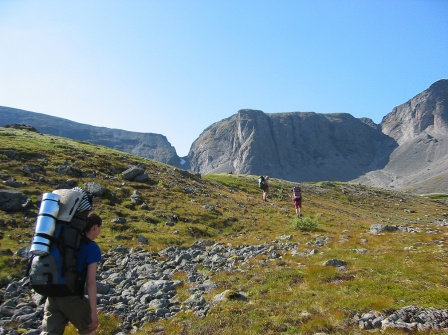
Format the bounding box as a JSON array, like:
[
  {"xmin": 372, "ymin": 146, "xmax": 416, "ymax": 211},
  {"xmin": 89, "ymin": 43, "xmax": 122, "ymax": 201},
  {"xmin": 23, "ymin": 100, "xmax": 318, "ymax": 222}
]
[
  {"xmin": 291, "ymin": 184, "xmax": 302, "ymax": 217},
  {"xmin": 29, "ymin": 187, "xmax": 103, "ymax": 335},
  {"xmin": 42, "ymin": 212, "xmax": 102, "ymax": 335},
  {"xmin": 258, "ymin": 176, "xmax": 270, "ymax": 202}
]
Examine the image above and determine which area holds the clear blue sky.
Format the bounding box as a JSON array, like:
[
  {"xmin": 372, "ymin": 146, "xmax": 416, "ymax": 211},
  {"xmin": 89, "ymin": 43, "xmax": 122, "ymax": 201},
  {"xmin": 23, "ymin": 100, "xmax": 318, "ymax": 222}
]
[{"xmin": 1, "ymin": 1, "xmax": 447, "ymax": 156}]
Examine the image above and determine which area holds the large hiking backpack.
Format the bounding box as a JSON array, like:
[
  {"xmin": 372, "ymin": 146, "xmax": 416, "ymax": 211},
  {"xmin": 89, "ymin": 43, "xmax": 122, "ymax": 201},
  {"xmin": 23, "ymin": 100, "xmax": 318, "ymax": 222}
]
[
  {"xmin": 258, "ymin": 176, "xmax": 266, "ymax": 190},
  {"xmin": 28, "ymin": 188, "xmax": 92, "ymax": 296},
  {"xmin": 293, "ymin": 186, "xmax": 302, "ymax": 200}
]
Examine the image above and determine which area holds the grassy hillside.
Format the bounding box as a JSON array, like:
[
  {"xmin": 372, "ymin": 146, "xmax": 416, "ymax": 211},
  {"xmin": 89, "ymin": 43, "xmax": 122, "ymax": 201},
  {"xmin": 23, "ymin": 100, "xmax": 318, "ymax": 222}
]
[{"xmin": 1, "ymin": 127, "xmax": 447, "ymax": 334}]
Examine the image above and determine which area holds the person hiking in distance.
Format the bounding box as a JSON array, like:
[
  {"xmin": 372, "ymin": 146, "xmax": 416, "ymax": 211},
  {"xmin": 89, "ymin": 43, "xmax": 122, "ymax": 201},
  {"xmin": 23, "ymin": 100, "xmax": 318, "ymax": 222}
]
[
  {"xmin": 259, "ymin": 176, "xmax": 270, "ymax": 202},
  {"xmin": 41, "ymin": 212, "xmax": 103, "ymax": 335},
  {"xmin": 292, "ymin": 184, "xmax": 302, "ymax": 217}
]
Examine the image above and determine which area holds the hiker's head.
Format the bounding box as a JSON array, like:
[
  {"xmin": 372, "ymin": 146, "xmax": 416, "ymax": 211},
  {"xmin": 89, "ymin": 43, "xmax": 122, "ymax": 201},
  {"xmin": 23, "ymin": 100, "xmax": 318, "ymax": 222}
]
[
  {"xmin": 84, "ymin": 213, "xmax": 102, "ymax": 233},
  {"xmin": 265, "ymin": 176, "xmax": 269, "ymax": 180}
]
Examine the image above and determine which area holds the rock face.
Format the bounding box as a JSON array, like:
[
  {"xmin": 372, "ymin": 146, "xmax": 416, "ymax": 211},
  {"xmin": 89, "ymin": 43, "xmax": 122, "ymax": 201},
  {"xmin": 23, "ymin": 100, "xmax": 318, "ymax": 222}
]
[
  {"xmin": 188, "ymin": 80, "xmax": 448, "ymax": 192},
  {"xmin": 381, "ymin": 80, "xmax": 448, "ymax": 145},
  {"xmin": 2, "ymin": 79, "xmax": 447, "ymax": 192},
  {"xmin": 353, "ymin": 79, "xmax": 448, "ymax": 192},
  {"xmin": 188, "ymin": 110, "xmax": 397, "ymax": 182},
  {"xmin": 0, "ymin": 106, "xmax": 181, "ymax": 167}
]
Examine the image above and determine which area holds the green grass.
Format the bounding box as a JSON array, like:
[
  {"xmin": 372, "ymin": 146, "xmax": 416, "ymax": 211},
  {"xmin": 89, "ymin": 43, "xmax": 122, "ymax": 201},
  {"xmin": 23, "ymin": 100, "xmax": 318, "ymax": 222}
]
[
  {"xmin": 292, "ymin": 213, "xmax": 321, "ymax": 231},
  {"xmin": 420, "ymin": 193, "xmax": 448, "ymax": 201},
  {"xmin": 64, "ymin": 313, "xmax": 121, "ymax": 335},
  {"xmin": 1, "ymin": 127, "xmax": 448, "ymax": 334}
]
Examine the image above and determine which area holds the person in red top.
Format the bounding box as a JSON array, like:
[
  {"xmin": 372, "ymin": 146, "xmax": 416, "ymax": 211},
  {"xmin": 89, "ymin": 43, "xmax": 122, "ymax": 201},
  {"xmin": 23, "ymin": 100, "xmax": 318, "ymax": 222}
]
[{"xmin": 292, "ymin": 184, "xmax": 302, "ymax": 217}]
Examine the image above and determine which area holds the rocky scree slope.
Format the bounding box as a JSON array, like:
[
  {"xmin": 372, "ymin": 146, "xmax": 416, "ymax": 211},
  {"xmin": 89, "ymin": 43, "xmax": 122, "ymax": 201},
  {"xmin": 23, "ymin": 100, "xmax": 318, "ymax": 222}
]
[{"xmin": 2, "ymin": 238, "xmax": 448, "ymax": 334}]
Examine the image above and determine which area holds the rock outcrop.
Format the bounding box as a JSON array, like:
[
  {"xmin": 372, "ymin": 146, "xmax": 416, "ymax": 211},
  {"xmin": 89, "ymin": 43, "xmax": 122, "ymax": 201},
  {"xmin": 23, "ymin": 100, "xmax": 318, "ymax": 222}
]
[
  {"xmin": 382, "ymin": 79, "xmax": 448, "ymax": 145},
  {"xmin": 353, "ymin": 79, "xmax": 448, "ymax": 192},
  {"xmin": 188, "ymin": 110, "xmax": 397, "ymax": 182},
  {"xmin": 187, "ymin": 80, "xmax": 448, "ymax": 192}
]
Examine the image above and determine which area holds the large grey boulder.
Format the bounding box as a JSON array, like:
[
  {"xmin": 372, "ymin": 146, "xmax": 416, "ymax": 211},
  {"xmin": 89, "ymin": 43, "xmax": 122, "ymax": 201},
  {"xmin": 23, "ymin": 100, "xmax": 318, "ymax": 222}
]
[
  {"xmin": 0, "ymin": 190, "xmax": 29, "ymax": 212},
  {"xmin": 122, "ymin": 165, "xmax": 145, "ymax": 181},
  {"xmin": 83, "ymin": 181, "xmax": 108, "ymax": 196}
]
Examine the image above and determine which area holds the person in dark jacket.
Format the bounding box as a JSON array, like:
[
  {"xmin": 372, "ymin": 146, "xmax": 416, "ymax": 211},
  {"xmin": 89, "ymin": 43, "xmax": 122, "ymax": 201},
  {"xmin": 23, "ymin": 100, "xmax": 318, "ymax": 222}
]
[{"xmin": 262, "ymin": 176, "xmax": 270, "ymax": 201}]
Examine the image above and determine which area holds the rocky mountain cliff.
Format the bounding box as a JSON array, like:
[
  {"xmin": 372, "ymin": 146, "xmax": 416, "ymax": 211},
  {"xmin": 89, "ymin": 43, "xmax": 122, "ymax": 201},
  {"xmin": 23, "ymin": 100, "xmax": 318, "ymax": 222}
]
[
  {"xmin": 188, "ymin": 110, "xmax": 397, "ymax": 182},
  {"xmin": 187, "ymin": 80, "xmax": 448, "ymax": 193},
  {"xmin": 381, "ymin": 79, "xmax": 448, "ymax": 145},
  {"xmin": 353, "ymin": 79, "xmax": 448, "ymax": 192},
  {"xmin": 1, "ymin": 79, "xmax": 447, "ymax": 192},
  {"xmin": 0, "ymin": 106, "xmax": 182, "ymax": 167}
]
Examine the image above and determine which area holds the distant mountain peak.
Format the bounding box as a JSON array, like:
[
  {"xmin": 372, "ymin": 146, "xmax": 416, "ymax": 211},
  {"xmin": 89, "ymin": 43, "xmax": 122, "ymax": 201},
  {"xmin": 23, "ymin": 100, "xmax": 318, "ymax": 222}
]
[{"xmin": 381, "ymin": 79, "xmax": 448, "ymax": 144}]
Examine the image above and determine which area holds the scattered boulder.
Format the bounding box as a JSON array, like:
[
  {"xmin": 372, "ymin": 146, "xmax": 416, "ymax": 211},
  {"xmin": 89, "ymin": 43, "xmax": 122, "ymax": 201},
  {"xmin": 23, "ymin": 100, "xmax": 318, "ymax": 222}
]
[
  {"xmin": 111, "ymin": 217, "xmax": 127, "ymax": 224},
  {"xmin": 2, "ymin": 238, "xmax": 447, "ymax": 334},
  {"xmin": 3, "ymin": 178, "xmax": 27, "ymax": 188},
  {"xmin": 14, "ymin": 246, "xmax": 30, "ymax": 258},
  {"xmin": 83, "ymin": 181, "xmax": 108, "ymax": 196},
  {"xmin": 3, "ymin": 124, "xmax": 38, "ymax": 132},
  {"xmin": 211, "ymin": 290, "xmax": 248, "ymax": 304},
  {"xmin": 175, "ymin": 168, "xmax": 201, "ymax": 180},
  {"xmin": 130, "ymin": 190, "xmax": 144, "ymax": 205},
  {"xmin": 122, "ymin": 165, "xmax": 146, "ymax": 181},
  {"xmin": 137, "ymin": 235, "xmax": 149, "ymax": 245},
  {"xmin": 21, "ymin": 164, "xmax": 45, "ymax": 175},
  {"xmin": 370, "ymin": 224, "xmax": 399, "ymax": 234},
  {"xmin": 324, "ymin": 259, "xmax": 347, "ymax": 267},
  {"xmin": 0, "ymin": 249, "xmax": 13, "ymax": 256},
  {"xmin": 132, "ymin": 173, "xmax": 149, "ymax": 183},
  {"xmin": 3, "ymin": 150, "xmax": 20, "ymax": 160},
  {"xmin": 56, "ymin": 165, "xmax": 73, "ymax": 175},
  {"xmin": 0, "ymin": 190, "xmax": 30, "ymax": 212}
]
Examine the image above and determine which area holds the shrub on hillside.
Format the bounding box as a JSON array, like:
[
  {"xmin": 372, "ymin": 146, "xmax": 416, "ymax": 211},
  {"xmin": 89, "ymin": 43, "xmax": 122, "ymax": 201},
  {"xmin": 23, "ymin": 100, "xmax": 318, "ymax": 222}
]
[{"xmin": 293, "ymin": 214, "xmax": 320, "ymax": 231}]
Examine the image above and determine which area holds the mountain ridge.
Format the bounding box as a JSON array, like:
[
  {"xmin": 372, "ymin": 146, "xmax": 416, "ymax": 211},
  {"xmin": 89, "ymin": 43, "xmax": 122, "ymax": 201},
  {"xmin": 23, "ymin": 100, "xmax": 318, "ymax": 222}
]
[
  {"xmin": 1, "ymin": 79, "xmax": 447, "ymax": 193},
  {"xmin": 188, "ymin": 110, "xmax": 397, "ymax": 182},
  {"xmin": 0, "ymin": 106, "xmax": 182, "ymax": 167},
  {"xmin": 353, "ymin": 79, "xmax": 448, "ymax": 192}
]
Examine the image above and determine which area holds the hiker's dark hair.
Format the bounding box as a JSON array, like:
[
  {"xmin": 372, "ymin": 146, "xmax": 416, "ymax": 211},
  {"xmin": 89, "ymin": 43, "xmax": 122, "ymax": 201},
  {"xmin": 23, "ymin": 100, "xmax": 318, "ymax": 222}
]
[{"xmin": 83, "ymin": 213, "xmax": 102, "ymax": 233}]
